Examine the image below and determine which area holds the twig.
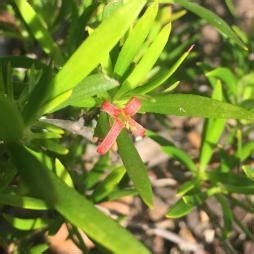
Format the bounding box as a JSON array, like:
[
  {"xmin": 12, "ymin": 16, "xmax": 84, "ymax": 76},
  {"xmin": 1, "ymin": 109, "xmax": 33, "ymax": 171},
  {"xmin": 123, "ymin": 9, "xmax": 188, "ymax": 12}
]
[
  {"xmin": 40, "ymin": 117, "xmax": 94, "ymax": 141},
  {"xmin": 132, "ymin": 223, "xmax": 204, "ymax": 253},
  {"xmin": 151, "ymin": 178, "xmax": 177, "ymax": 187},
  {"xmin": 147, "ymin": 228, "xmax": 204, "ymax": 253}
]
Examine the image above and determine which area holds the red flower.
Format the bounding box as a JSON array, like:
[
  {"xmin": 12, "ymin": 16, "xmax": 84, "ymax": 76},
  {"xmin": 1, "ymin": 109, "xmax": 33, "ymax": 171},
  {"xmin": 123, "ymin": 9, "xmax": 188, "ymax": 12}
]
[{"xmin": 97, "ymin": 97, "xmax": 146, "ymax": 155}]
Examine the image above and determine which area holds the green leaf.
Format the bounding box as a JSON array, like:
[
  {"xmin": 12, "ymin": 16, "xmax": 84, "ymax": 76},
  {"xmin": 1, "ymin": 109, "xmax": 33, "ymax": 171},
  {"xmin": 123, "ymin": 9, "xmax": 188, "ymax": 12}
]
[
  {"xmin": 240, "ymin": 100, "xmax": 254, "ymax": 113},
  {"xmin": 54, "ymin": 159, "xmax": 74, "ymax": 188},
  {"xmin": 22, "ymin": 67, "xmax": 53, "ymax": 125},
  {"xmin": 147, "ymin": 130, "xmax": 197, "ymax": 173},
  {"xmin": 0, "ymin": 194, "xmax": 49, "ymax": 210},
  {"xmin": 92, "ymin": 167, "xmax": 126, "ymax": 202},
  {"xmin": 117, "ymin": 130, "xmax": 153, "ymax": 207},
  {"xmin": 166, "ymin": 196, "xmax": 195, "ymax": 218},
  {"xmin": 115, "ymin": 23, "xmax": 171, "ymax": 98},
  {"xmin": 0, "ymin": 96, "xmax": 24, "ymax": 142},
  {"xmin": 132, "ymin": 45, "xmax": 193, "ymax": 95},
  {"xmin": 140, "ymin": 94, "xmax": 254, "ymax": 120},
  {"xmin": 217, "ymin": 195, "xmax": 233, "ymax": 238},
  {"xmin": 32, "ymin": 139, "xmax": 69, "ymax": 155},
  {"xmin": 42, "ymin": 0, "xmax": 146, "ymax": 112},
  {"xmin": 3, "ymin": 214, "xmax": 47, "ymax": 231},
  {"xmin": 177, "ymin": 180, "xmax": 196, "ymax": 196},
  {"xmin": 114, "ymin": 2, "xmax": 158, "ymax": 77},
  {"xmin": 225, "ymin": 0, "xmax": 236, "ymax": 16},
  {"xmin": 53, "ymin": 74, "xmax": 119, "ymax": 111},
  {"xmin": 0, "ymin": 56, "xmax": 46, "ymax": 69},
  {"xmin": 9, "ymin": 144, "xmax": 150, "ymax": 254},
  {"xmin": 3, "ymin": 62, "xmax": 13, "ymax": 99},
  {"xmin": 84, "ymin": 154, "xmax": 109, "ymax": 190},
  {"xmin": 108, "ymin": 188, "xmax": 138, "ymax": 201},
  {"xmin": 239, "ymin": 142, "xmax": 254, "ymax": 161},
  {"xmin": 206, "ymin": 67, "xmax": 237, "ymax": 98},
  {"xmin": 30, "ymin": 244, "xmax": 49, "ymax": 254},
  {"xmin": 209, "ymin": 171, "xmax": 254, "ymax": 194},
  {"xmin": 67, "ymin": 3, "xmax": 99, "ymax": 55},
  {"xmin": 242, "ymin": 165, "xmax": 254, "ymax": 180},
  {"xmin": 161, "ymin": 0, "xmax": 247, "ymax": 49},
  {"xmin": 13, "ymin": 0, "xmax": 64, "ymax": 65},
  {"xmin": 0, "ymin": 163, "xmax": 17, "ymax": 192},
  {"xmin": 0, "ymin": 66, "xmax": 5, "ymax": 96},
  {"xmin": 199, "ymin": 81, "xmax": 226, "ymax": 171},
  {"xmin": 102, "ymin": 0, "xmax": 125, "ymax": 20},
  {"xmin": 166, "ymin": 194, "xmax": 205, "ymax": 218}
]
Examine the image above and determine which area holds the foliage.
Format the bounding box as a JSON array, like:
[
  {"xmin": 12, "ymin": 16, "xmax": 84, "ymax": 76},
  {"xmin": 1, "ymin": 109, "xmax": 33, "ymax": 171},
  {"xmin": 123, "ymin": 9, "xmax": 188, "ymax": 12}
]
[{"xmin": 0, "ymin": 0, "xmax": 253, "ymax": 252}]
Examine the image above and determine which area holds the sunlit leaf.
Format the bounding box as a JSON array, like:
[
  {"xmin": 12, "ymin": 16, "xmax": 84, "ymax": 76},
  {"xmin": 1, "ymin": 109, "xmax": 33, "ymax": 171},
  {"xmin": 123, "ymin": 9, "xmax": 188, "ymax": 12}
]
[
  {"xmin": 9, "ymin": 144, "xmax": 150, "ymax": 254},
  {"xmin": 52, "ymin": 74, "xmax": 119, "ymax": 112},
  {"xmin": 43, "ymin": 0, "xmax": 146, "ymax": 109},
  {"xmin": 115, "ymin": 23, "xmax": 171, "ymax": 98},
  {"xmin": 114, "ymin": 2, "xmax": 158, "ymax": 77},
  {"xmin": 3, "ymin": 214, "xmax": 47, "ymax": 231},
  {"xmin": 199, "ymin": 81, "xmax": 226, "ymax": 171},
  {"xmin": 14, "ymin": 0, "xmax": 64, "ymax": 65},
  {"xmin": 160, "ymin": 0, "xmax": 247, "ymax": 49},
  {"xmin": 242, "ymin": 165, "xmax": 254, "ymax": 180},
  {"xmin": 140, "ymin": 94, "xmax": 254, "ymax": 120},
  {"xmin": 0, "ymin": 194, "xmax": 49, "ymax": 210},
  {"xmin": 132, "ymin": 45, "xmax": 193, "ymax": 95}
]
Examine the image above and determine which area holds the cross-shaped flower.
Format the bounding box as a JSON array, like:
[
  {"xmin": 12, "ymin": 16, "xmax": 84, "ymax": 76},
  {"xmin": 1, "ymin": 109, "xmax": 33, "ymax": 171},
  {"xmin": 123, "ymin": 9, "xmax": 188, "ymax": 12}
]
[{"xmin": 97, "ymin": 97, "xmax": 146, "ymax": 155}]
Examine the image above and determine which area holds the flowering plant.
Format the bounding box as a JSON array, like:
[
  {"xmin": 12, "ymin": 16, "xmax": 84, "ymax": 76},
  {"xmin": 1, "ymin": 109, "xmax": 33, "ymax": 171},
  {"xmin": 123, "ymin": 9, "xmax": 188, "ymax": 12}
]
[{"xmin": 0, "ymin": 0, "xmax": 253, "ymax": 253}]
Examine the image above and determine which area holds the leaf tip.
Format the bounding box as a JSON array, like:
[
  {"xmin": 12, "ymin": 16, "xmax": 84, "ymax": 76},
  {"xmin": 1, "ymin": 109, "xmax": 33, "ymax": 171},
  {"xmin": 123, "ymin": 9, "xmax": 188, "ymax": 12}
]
[{"xmin": 187, "ymin": 44, "xmax": 195, "ymax": 53}]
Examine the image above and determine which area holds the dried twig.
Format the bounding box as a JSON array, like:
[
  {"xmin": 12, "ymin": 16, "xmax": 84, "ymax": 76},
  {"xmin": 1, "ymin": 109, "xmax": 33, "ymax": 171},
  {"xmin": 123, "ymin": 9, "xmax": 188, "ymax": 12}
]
[
  {"xmin": 131, "ymin": 222, "xmax": 204, "ymax": 253},
  {"xmin": 41, "ymin": 118, "xmax": 94, "ymax": 141}
]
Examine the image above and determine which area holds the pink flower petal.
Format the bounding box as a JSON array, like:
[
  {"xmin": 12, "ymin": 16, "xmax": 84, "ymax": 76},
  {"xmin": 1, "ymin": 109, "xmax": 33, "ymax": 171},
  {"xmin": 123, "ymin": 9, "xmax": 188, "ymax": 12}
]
[
  {"xmin": 128, "ymin": 118, "xmax": 146, "ymax": 137},
  {"xmin": 97, "ymin": 119, "xmax": 124, "ymax": 155},
  {"xmin": 124, "ymin": 97, "xmax": 141, "ymax": 116},
  {"xmin": 101, "ymin": 101, "xmax": 120, "ymax": 117}
]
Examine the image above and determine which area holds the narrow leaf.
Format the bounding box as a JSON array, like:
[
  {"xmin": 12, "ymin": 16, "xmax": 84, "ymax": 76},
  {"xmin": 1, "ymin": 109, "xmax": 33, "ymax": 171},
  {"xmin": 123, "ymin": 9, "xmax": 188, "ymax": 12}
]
[
  {"xmin": 177, "ymin": 180, "xmax": 196, "ymax": 196},
  {"xmin": 115, "ymin": 23, "xmax": 171, "ymax": 98},
  {"xmin": 206, "ymin": 67, "xmax": 237, "ymax": 98},
  {"xmin": 239, "ymin": 142, "xmax": 254, "ymax": 161},
  {"xmin": 53, "ymin": 74, "xmax": 119, "ymax": 111},
  {"xmin": 0, "ymin": 194, "xmax": 49, "ymax": 210},
  {"xmin": 9, "ymin": 144, "xmax": 150, "ymax": 254},
  {"xmin": 43, "ymin": 0, "xmax": 146, "ymax": 110},
  {"xmin": 166, "ymin": 197, "xmax": 194, "ymax": 218},
  {"xmin": 0, "ymin": 96, "xmax": 24, "ymax": 141},
  {"xmin": 242, "ymin": 165, "xmax": 254, "ymax": 180},
  {"xmin": 3, "ymin": 214, "xmax": 47, "ymax": 231},
  {"xmin": 147, "ymin": 130, "xmax": 197, "ymax": 173},
  {"xmin": 199, "ymin": 81, "xmax": 226, "ymax": 171},
  {"xmin": 117, "ymin": 130, "xmax": 153, "ymax": 207},
  {"xmin": 92, "ymin": 167, "xmax": 126, "ymax": 202},
  {"xmin": 13, "ymin": 0, "xmax": 64, "ymax": 65},
  {"xmin": 161, "ymin": 0, "xmax": 247, "ymax": 49},
  {"xmin": 133, "ymin": 45, "xmax": 193, "ymax": 95},
  {"xmin": 140, "ymin": 94, "xmax": 254, "ymax": 120},
  {"xmin": 166, "ymin": 194, "xmax": 204, "ymax": 218},
  {"xmin": 114, "ymin": 2, "xmax": 158, "ymax": 77},
  {"xmin": 217, "ymin": 195, "xmax": 233, "ymax": 238}
]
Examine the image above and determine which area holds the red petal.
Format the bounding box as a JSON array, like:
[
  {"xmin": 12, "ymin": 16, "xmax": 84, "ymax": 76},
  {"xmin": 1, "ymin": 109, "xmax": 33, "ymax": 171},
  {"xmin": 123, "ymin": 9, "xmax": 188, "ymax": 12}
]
[
  {"xmin": 124, "ymin": 97, "xmax": 141, "ymax": 116},
  {"xmin": 101, "ymin": 101, "xmax": 120, "ymax": 117},
  {"xmin": 97, "ymin": 119, "xmax": 124, "ymax": 155},
  {"xmin": 128, "ymin": 118, "xmax": 146, "ymax": 137}
]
